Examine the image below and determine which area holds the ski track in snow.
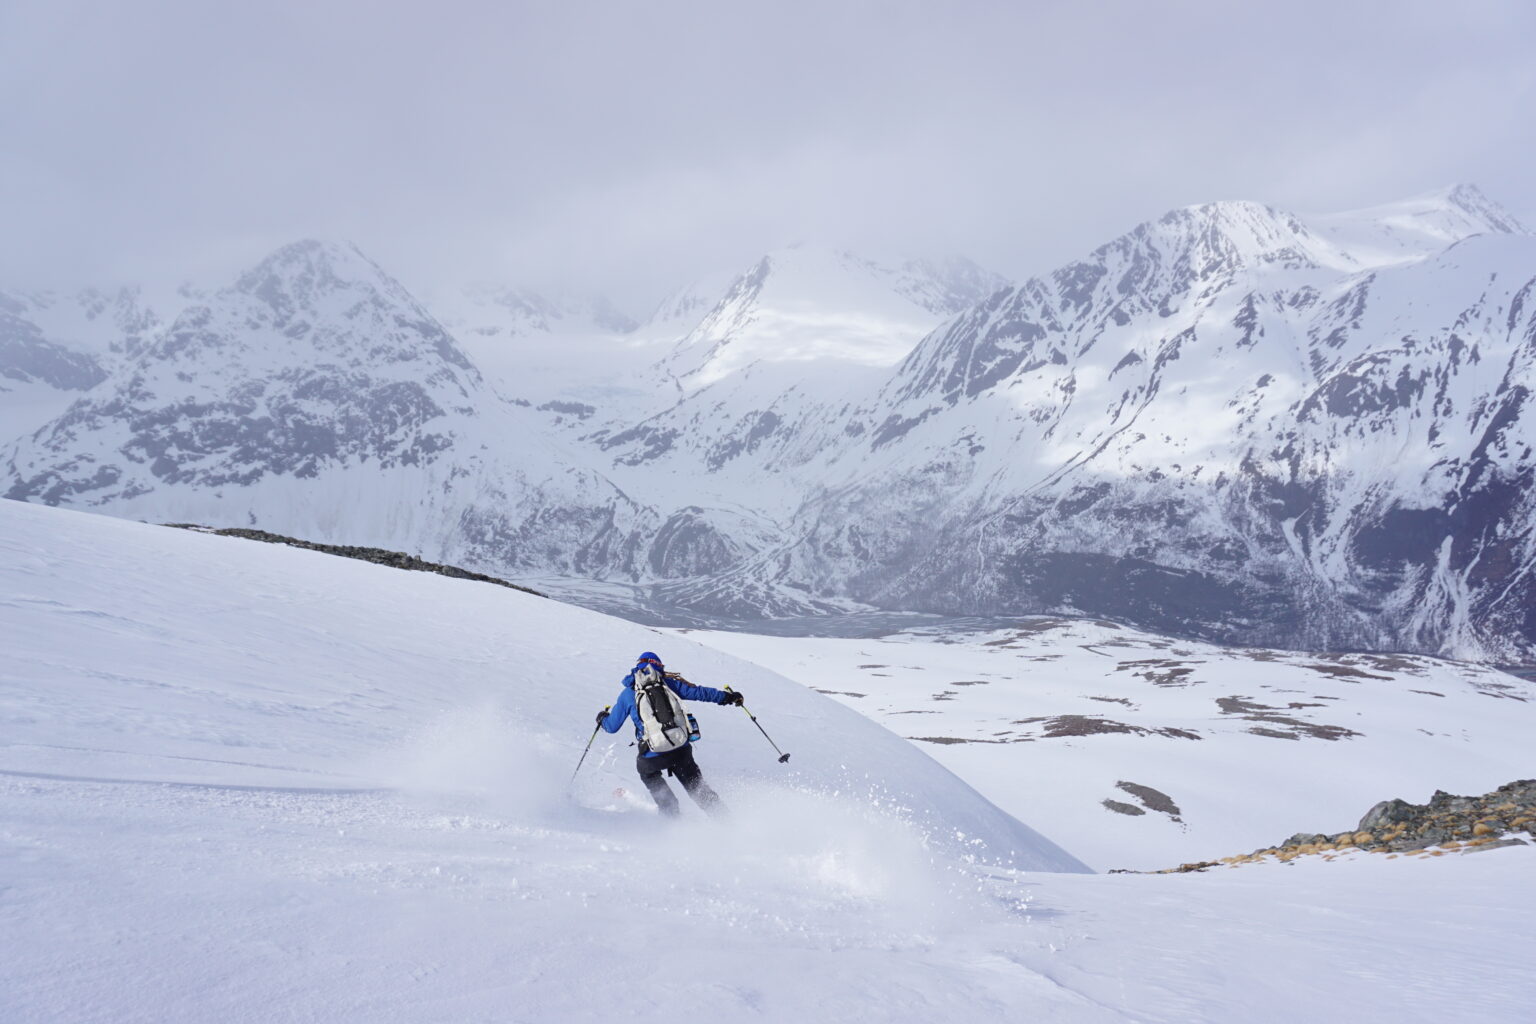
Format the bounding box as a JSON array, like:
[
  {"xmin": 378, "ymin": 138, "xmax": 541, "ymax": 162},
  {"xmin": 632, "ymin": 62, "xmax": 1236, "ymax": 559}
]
[{"xmin": 3, "ymin": 500, "xmax": 1535, "ymax": 1022}]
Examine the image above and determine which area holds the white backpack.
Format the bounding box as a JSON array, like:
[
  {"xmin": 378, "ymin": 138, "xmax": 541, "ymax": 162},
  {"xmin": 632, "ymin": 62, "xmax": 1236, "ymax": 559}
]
[{"xmin": 633, "ymin": 664, "xmax": 691, "ymax": 754}]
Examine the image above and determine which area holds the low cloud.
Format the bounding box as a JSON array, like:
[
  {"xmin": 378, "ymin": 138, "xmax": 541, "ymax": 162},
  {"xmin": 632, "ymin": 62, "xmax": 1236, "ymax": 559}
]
[{"xmin": 4, "ymin": 0, "xmax": 1534, "ymax": 310}]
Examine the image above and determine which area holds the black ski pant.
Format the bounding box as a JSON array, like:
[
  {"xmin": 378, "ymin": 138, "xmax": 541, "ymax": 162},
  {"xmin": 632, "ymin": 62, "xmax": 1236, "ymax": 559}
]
[{"xmin": 636, "ymin": 744, "xmax": 723, "ymax": 817}]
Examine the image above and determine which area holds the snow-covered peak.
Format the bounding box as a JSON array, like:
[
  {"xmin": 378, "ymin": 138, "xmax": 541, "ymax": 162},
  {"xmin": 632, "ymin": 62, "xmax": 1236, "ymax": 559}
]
[
  {"xmin": 4, "ymin": 238, "xmax": 491, "ymax": 509},
  {"xmin": 231, "ymin": 239, "xmax": 429, "ymax": 325},
  {"xmin": 663, "ymin": 245, "xmax": 1004, "ymax": 391},
  {"xmin": 133, "ymin": 238, "xmax": 478, "ymax": 380},
  {"xmin": 1055, "ymin": 186, "xmax": 1526, "ymax": 294},
  {"xmin": 1439, "ymin": 182, "xmax": 1527, "ymax": 233},
  {"xmin": 1134, "ymin": 198, "xmax": 1355, "ymax": 274},
  {"xmin": 1307, "ymin": 183, "xmax": 1527, "ymax": 269}
]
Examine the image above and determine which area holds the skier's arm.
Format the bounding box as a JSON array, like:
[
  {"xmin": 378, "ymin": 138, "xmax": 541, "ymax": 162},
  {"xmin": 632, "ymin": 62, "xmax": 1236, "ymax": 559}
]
[
  {"xmin": 599, "ymin": 690, "xmax": 633, "ymax": 732},
  {"xmin": 666, "ymin": 674, "xmax": 734, "ymax": 704}
]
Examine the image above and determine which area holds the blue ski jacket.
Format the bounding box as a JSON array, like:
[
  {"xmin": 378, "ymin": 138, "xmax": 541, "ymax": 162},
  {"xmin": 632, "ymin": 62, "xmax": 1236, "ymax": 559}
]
[{"xmin": 600, "ymin": 672, "xmax": 731, "ymax": 756}]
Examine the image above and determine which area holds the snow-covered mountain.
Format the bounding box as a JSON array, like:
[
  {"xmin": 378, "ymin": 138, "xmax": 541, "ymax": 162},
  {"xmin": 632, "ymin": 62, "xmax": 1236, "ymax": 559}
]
[
  {"xmin": 1309, "ymin": 182, "xmax": 1528, "ymax": 267},
  {"xmin": 6, "ymin": 240, "xmax": 487, "ymax": 506},
  {"xmin": 666, "ymin": 186, "xmax": 1536, "ymax": 659},
  {"xmin": 0, "ymin": 241, "xmax": 661, "ymax": 581},
  {"xmin": 595, "ymin": 247, "xmax": 1006, "ymax": 503},
  {"xmin": 5, "ymin": 186, "xmax": 1535, "ymax": 661}
]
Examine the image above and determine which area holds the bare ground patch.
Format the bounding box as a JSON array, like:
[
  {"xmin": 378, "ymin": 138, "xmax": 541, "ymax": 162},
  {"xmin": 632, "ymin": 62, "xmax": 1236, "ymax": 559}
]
[
  {"xmin": 1012, "ymin": 715, "xmax": 1201, "ymax": 740},
  {"xmin": 1303, "ymin": 663, "xmax": 1391, "ymax": 681},
  {"xmin": 1007, "ymin": 618, "xmax": 1077, "ymax": 638},
  {"xmin": 1116, "ymin": 781, "xmax": 1183, "ymax": 822},
  {"xmin": 1115, "ymin": 659, "xmax": 1199, "ymax": 686},
  {"xmin": 1080, "ymin": 641, "xmax": 1143, "ymax": 657},
  {"xmin": 1215, "ymin": 695, "xmax": 1361, "ymax": 741},
  {"xmin": 909, "ymin": 736, "xmax": 1009, "ymax": 745},
  {"xmin": 1473, "ymin": 679, "xmax": 1531, "ymax": 701}
]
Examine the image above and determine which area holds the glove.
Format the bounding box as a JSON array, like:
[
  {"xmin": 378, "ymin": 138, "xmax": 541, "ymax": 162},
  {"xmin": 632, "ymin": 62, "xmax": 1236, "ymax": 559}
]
[
  {"xmin": 595, "ymin": 708, "xmax": 609, "ymax": 726},
  {"xmin": 721, "ymin": 690, "xmax": 745, "ymax": 706}
]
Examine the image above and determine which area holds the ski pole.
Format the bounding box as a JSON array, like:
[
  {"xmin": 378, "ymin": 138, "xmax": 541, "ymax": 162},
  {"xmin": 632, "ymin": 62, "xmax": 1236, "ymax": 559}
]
[
  {"xmin": 725, "ymin": 687, "xmax": 790, "ymax": 763},
  {"xmin": 570, "ymin": 716, "xmax": 605, "ymax": 785}
]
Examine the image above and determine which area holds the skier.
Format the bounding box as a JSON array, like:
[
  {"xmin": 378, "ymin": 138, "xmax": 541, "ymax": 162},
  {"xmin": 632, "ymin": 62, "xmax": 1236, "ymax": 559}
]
[{"xmin": 596, "ymin": 651, "xmax": 744, "ymax": 817}]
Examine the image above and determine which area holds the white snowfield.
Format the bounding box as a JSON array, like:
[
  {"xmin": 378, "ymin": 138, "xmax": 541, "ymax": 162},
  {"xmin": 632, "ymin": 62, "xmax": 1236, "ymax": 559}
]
[
  {"xmin": 676, "ymin": 621, "xmax": 1536, "ymax": 871},
  {"xmin": 3, "ymin": 500, "xmax": 1533, "ymax": 1023}
]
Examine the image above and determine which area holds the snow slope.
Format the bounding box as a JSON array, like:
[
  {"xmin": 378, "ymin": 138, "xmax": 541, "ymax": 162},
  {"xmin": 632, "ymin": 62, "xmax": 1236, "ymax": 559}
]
[
  {"xmin": 4, "ymin": 500, "xmax": 1535, "ymax": 1022},
  {"xmin": 0, "ymin": 498, "xmax": 1067, "ymax": 868},
  {"xmin": 677, "ymin": 618, "xmax": 1536, "ymax": 871}
]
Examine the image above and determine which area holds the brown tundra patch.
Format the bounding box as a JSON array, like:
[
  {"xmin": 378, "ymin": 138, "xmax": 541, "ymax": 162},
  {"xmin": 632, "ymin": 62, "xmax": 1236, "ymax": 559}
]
[
  {"xmin": 1013, "ymin": 716, "xmax": 1201, "ymax": 740},
  {"xmin": 1216, "ymin": 695, "xmax": 1361, "ymax": 741}
]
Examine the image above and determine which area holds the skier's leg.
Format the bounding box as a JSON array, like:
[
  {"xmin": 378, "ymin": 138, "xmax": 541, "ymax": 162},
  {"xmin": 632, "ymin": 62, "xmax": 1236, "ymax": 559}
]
[
  {"xmin": 672, "ymin": 745, "xmax": 725, "ymax": 815},
  {"xmin": 637, "ymin": 754, "xmax": 680, "ymax": 817}
]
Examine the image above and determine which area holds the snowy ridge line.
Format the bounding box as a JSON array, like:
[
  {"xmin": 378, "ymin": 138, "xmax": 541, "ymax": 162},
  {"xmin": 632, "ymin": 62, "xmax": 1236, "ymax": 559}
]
[{"xmin": 163, "ymin": 523, "xmax": 546, "ymax": 597}]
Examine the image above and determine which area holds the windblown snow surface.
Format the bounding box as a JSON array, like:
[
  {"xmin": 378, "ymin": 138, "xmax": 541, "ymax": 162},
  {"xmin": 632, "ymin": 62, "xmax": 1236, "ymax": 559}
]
[
  {"xmin": 677, "ymin": 622, "xmax": 1536, "ymax": 872},
  {"xmin": 3, "ymin": 500, "xmax": 1534, "ymax": 1022}
]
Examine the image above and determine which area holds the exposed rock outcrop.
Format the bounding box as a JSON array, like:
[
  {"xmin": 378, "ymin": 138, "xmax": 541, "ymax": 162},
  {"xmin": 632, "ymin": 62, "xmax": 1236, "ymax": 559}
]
[
  {"xmin": 165, "ymin": 524, "xmax": 543, "ymax": 596},
  {"xmin": 1124, "ymin": 780, "xmax": 1536, "ymax": 873}
]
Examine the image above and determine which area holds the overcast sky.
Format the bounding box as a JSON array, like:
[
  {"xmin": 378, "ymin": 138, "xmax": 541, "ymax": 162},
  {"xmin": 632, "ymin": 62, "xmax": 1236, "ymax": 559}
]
[{"xmin": 4, "ymin": 0, "xmax": 1535, "ymax": 311}]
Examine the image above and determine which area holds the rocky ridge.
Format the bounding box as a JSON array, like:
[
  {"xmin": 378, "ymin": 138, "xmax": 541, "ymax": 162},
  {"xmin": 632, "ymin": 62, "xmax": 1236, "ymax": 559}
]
[
  {"xmin": 164, "ymin": 524, "xmax": 545, "ymax": 596},
  {"xmin": 1141, "ymin": 780, "xmax": 1536, "ymax": 873}
]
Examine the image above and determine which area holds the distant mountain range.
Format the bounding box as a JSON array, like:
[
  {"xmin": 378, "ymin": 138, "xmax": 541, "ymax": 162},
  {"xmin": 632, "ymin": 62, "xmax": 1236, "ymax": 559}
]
[{"xmin": 5, "ymin": 185, "xmax": 1534, "ymax": 661}]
